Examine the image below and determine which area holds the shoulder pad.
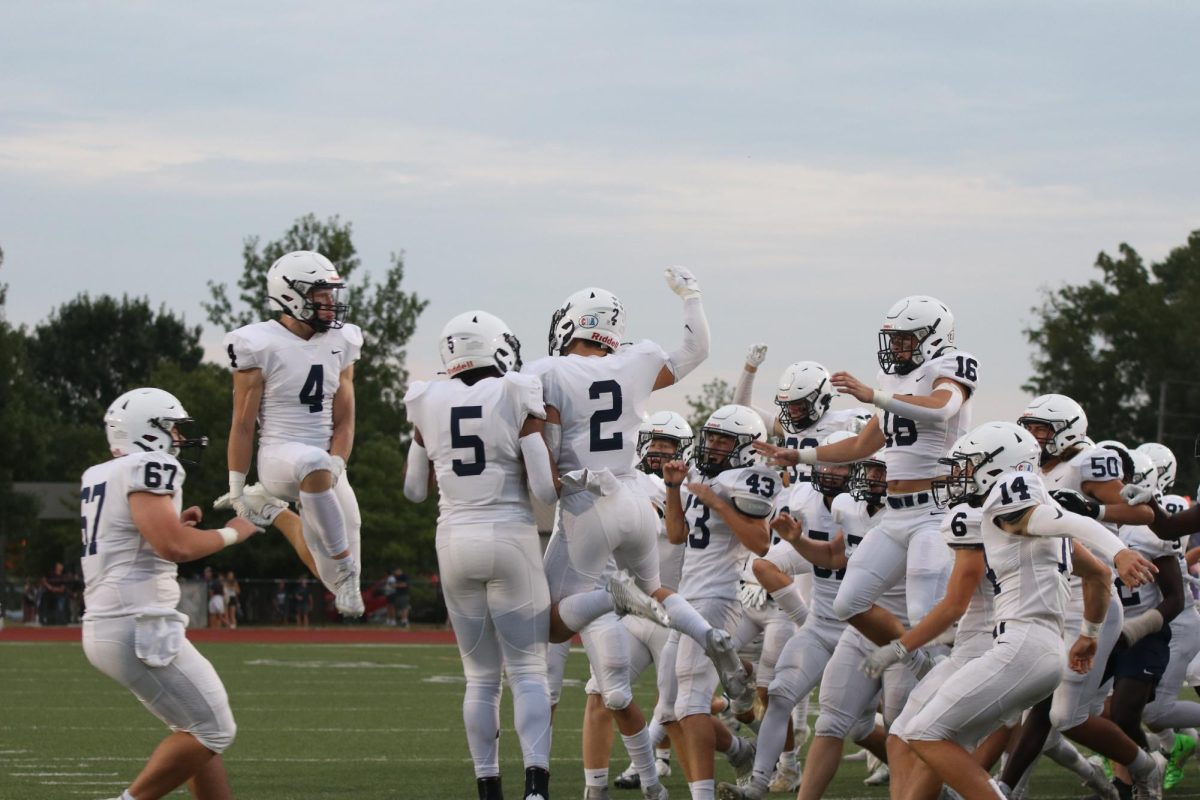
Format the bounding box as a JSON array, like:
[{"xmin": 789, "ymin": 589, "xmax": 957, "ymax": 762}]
[
  {"xmin": 505, "ymin": 372, "xmax": 546, "ymax": 420},
  {"xmin": 983, "ymin": 469, "xmax": 1047, "ymax": 518},
  {"xmin": 403, "ymin": 380, "xmax": 431, "ymax": 404},
  {"xmin": 340, "ymin": 323, "xmax": 364, "ymax": 348},
  {"xmin": 126, "ymin": 451, "xmax": 185, "ymax": 495},
  {"xmin": 929, "ymin": 350, "xmax": 979, "ymax": 394}
]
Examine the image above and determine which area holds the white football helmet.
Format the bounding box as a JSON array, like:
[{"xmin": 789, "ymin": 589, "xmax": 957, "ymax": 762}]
[
  {"xmin": 850, "ymin": 449, "xmax": 887, "ymax": 504},
  {"xmin": 1136, "ymin": 442, "xmax": 1177, "ymax": 492},
  {"xmin": 1128, "ymin": 450, "xmax": 1158, "ymax": 497},
  {"xmin": 774, "ymin": 361, "xmax": 834, "ymax": 433},
  {"xmin": 695, "ymin": 404, "xmax": 767, "ymax": 477},
  {"xmin": 811, "ymin": 430, "xmax": 856, "ymax": 496},
  {"xmin": 877, "ymin": 295, "xmax": 955, "ymax": 375},
  {"xmin": 105, "ymin": 387, "xmax": 207, "ymax": 459},
  {"xmin": 266, "ymin": 251, "xmax": 349, "ymax": 332},
  {"xmin": 548, "ymin": 287, "xmax": 625, "ymax": 355},
  {"xmin": 1093, "ymin": 440, "xmax": 1134, "ymax": 482},
  {"xmin": 439, "ymin": 310, "xmax": 522, "ymax": 377},
  {"xmin": 931, "ymin": 422, "xmax": 1039, "ymax": 507},
  {"xmin": 1017, "ymin": 393, "xmax": 1089, "ymax": 458},
  {"xmin": 636, "ymin": 411, "xmax": 694, "ymax": 475}
]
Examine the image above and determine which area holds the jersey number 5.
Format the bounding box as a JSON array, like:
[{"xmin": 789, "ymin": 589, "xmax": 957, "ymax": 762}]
[{"xmin": 450, "ymin": 406, "xmax": 486, "ymax": 477}]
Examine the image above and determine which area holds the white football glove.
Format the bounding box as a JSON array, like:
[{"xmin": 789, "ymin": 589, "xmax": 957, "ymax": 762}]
[
  {"xmin": 738, "ymin": 581, "xmax": 768, "ymax": 611},
  {"xmin": 664, "ymin": 266, "xmax": 701, "ymax": 299},
  {"xmin": 745, "ymin": 343, "xmax": 769, "ymax": 368},
  {"xmin": 330, "ymin": 455, "xmax": 346, "ymax": 486},
  {"xmin": 214, "ymin": 483, "xmax": 287, "ymax": 529},
  {"xmin": 1120, "ymin": 484, "xmax": 1155, "ymax": 506},
  {"xmin": 861, "ymin": 639, "xmax": 908, "ymax": 679}
]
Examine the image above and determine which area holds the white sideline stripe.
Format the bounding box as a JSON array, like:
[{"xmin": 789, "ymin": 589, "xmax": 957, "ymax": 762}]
[
  {"xmin": 11, "ymin": 771, "xmax": 120, "ymax": 776},
  {"xmin": 0, "ymin": 725, "xmax": 587, "ymax": 734}
]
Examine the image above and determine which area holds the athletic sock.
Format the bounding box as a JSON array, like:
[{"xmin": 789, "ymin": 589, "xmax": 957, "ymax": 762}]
[
  {"xmin": 622, "ymin": 726, "xmax": 657, "ymax": 789},
  {"xmin": 655, "ymin": 747, "xmax": 671, "ymax": 764},
  {"xmin": 688, "ymin": 779, "xmax": 715, "ymax": 800},
  {"xmin": 584, "ymin": 767, "xmax": 609, "ymax": 788},
  {"xmin": 1128, "ymin": 748, "xmax": 1155, "ymax": 779},
  {"xmin": 769, "ymin": 583, "xmax": 808, "ymax": 625},
  {"xmin": 298, "ymin": 488, "xmax": 349, "ymax": 557},
  {"xmin": 662, "ymin": 594, "xmax": 712, "ymax": 641}
]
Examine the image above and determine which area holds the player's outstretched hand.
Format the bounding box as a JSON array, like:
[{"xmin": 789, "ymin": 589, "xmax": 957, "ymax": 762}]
[
  {"xmin": 1114, "ymin": 548, "xmax": 1158, "ymax": 589},
  {"xmin": 1120, "ymin": 484, "xmax": 1155, "ymax": 506},
  {"xmin": 745, "ymin": 343, "xmax": 768, "ymax": 368},
  {"xmin": 1050, "ymin": 489, "xmax": 1102, "ymax": 519},
  {"xmin": 738, "ymin": 581, "xmax": 768, "ymax": 611},
  {"xmin": 771, "ymin": 512, "xmax": 803, "ymax": 545},
  {"xmin": 662, "ymin": 459, "xmax": 689, "ymax": 487},
  {"xmin": 664, "ymin": 266, "xmax": 701, "ymax": 299},
  {"xmin": 181, "ymin": 506, "xmax": 203, "ymax": 528},
  {"xmin": 226, "ymin": 516, "xmax": 262, "ymax": 542},
  {"xmin": 1068, "ymin": 635, "xmax": 1097, "ymax": 675},
  {"xmin": 752, "ymin": 440, "xmax": 800, "ymax": 468},
  {"xmin": 830, "ymin": 371, "xmax": 872, "ymax": 403}
]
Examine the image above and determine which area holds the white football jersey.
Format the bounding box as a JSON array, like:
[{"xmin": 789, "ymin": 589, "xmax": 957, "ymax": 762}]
[
  {"xmin": 404, "ymin": 372, "xmax": 545, "ymax": 526},
  {"xmin": 981, "ymin": 470, "xmax": 1071, "ymax": 634},
  {"xmin": 836, "ymin": 494, "xmax": 908, "ymax": 621},
  {"xmin": 81, "ymin": 451, "xmax": 185, "ymax": 619},
  {"xmin": 876, "ymin": 350, "xmax": 978, "ymax": 480},
  {"xmin": 679, "ymin": 464, "xmax": 780, "ymax": 601},
  {"xmin": 524, "ymin": 340, "xmax": 669, "ymax": 477},
  {"xmin": 630, "ymin": 470, "xmax": 684, "ymax": 592},
  {"xmin": 1117, "ymin": 525, "xmax": 1173, "ymax": 618},
  {"xmin": 224, "ymin": 320, "xmax": 364, "ymax": 449},
  {"xmin": 940, "ymin": 503, "xmax": 995, "ymax": 643},
  {"xmin": 1162, "ymin": 494, "xmax": 1191, "ymax": 517},
  {"xmin": 779, "ymin": 407, "xmax": 873, "ymax": 484},
  {"xmin": 786, "ymin": 482, "xmax": 845, "ymax": 618}
]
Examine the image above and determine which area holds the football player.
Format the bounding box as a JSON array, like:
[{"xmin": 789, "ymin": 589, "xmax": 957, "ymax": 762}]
[
  {"xmin": 223, "ymin": 250, "xmax": 366, "ymax": 617},
  {"xmin": 754, "ymin": 296, "xmax": 973, "ymax": 648},
  {"xmin": 403, "ymin": 311, "xmax": 557, "ymax": 800},
  {"xmin": 889, "ymin": 422, "xmax": 1159, "ymax": 800},
  {"xmin": 525, "ymin": 269, "xmax": 719, "ymax": 800},
  {"xmin": 663, "ymin": 405, "xmax": 780, "ymax": 800},
  {"xmin": 84, "ymin": 388, "xmax": 258, "ymax": 800}
]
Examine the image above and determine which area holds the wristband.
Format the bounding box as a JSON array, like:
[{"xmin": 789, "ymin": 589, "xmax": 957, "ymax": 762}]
[
  {"xmin": 664, "ymin": 481, "xmax": 682, "ymax": 489},
  {"xmin": 1096, "ymin": 505, "xmax": 1106, "ymax": 522},
  {"xmin": 872, "ymin": 389, "xmax": 893, "ymax": 408},
  {"xmin": 216, "ymin": 527, "xmax": 239, "ymax": 548},
  {"xmin": 1080, "ymin": 620, "xmax": 1102, "ymax": 639},
  {"xmin": 797, "ymin": 448, "xmax": 818, "ymax": 465},
  {"xmin": 229, "ymin": 470, "xmax": 247, "ymax": 497}
]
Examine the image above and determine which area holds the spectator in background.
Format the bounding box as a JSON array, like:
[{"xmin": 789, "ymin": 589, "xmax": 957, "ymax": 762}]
[
  {"xmin": 392, "ymin": 567, "xmax": 410, "ymax": 629},
  {"xmin": 223, "ymin": 571, "xmax": 241, "ymax": 629},
  {"xmin": 293, "ymin": 577, "xmax": 311, "ymax": 627},
  {"xmin": 22, "ymin": 579, "xmax": 38, "ymax": 624},
  {"xmin": 67, "ymin": 567, "xmax": 84, "ymax": 623},
  {"xmin": 430, "ymin": 572, "xmax": 446, "ymax": 629},
  {"xmin": 208, "ymin": 580, "xmax": 226, "ymax": 628},
  {"xmin": 273, "ymin": 580, "xmax": 289, "ymax": 624},
  {"xmin": 40, "ymin": 562, "xmax": 68, "ymax": 625},
  {"xmin": 383, "ymin": 570, "xmax": 397, "ymax": 626}
]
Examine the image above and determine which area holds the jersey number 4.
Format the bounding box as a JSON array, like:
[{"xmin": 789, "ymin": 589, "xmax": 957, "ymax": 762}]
[{"xmin": 300, "ymin": 365, "xmax": 324, "ymax": 413}]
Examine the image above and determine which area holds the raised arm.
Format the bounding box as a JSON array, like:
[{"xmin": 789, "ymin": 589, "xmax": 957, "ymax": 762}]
[{"xmin": 654, "ymin": 267, "xmax": 710, "ymax": 390}]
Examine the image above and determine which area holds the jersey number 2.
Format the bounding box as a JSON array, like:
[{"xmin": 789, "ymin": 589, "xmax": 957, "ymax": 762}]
[{"xmin": 589, "ymin": 380, "xmax": 623, "ymax": 452}]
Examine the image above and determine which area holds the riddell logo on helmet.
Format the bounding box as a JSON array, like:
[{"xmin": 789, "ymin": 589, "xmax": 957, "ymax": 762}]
[
  {"xmin": 578, "ymin": 314, "xmax": 599, "ymax": 329},
  {"xmin": 446, "ymin": 360, "xmax": 476, "ymax": 376},
  {"xmin": 591, "ymin": 332, "xmax": 619, "ymax": 349}
]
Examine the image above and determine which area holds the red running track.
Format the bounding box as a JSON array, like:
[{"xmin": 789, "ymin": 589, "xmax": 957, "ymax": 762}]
[{"xmin": 0, "ymin": 626, "xmax": 459, "ymax": 645}]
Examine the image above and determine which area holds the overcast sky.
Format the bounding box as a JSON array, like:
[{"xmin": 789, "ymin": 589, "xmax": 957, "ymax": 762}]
[{"xmin": 2, "ymin": 2, "xmax": 1197, "ymax": 428}]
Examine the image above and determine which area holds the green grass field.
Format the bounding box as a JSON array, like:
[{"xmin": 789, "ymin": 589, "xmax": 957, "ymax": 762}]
[{"xmin": 3, "ymin": 640, "xmax": 1200, "ymax": 799}]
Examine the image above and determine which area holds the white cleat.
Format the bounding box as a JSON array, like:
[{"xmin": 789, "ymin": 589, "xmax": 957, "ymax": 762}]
[
  {"xmin": 864, "ymin": 761, "xmax": 890, "ymax": 786},
  {"xmin": 705, "ymin": 628, "xmax": 752, "ymax": 702},
  {"xmin": 726, "ymin": 737, "xmax": 756, "ymax": 781},
  {"xmin": 768, "ymin": 765, "xmax": 802, "ymax": 793},
  {"xmin": 1082, "ymin": 760, "xmax": 1119, "ymax": 800},
  {"xmin": 715, "ymin": 782, "xmax": 763, "ymax": 800},
  {"xmin": 583, "ymin": 787, "xmax": 611, "ymax": 800},
  {"xmin": 641, "ymin": 781, "xmax": 668, "ymax": 800},
  {"xmin": 1132, "ymin": 751, "xmax": 1167, "ymax": 800},
  {"xmin": 334, "ymin": 558, "xmax": 365, "ymax": 617},
  {"xmin": 656, "ymin": 759, "xmax": 671, "ymax": 781},
  {"xmin": 607, "ymin": 570, "xmax": 671, "ymax": 626}
]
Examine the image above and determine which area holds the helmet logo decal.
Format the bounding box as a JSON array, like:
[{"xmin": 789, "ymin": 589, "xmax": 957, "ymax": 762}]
[{"xmin": 578, "ymin": 314, "xmax": 599, "ymax": 329}]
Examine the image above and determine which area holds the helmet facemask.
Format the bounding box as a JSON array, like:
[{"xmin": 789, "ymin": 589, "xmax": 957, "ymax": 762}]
[
  {"xmin": 850, "ymin": 459, "xmax": 887, "ymax": 505},
  {"xmin": 694, "ymin": 430, "xmax": 740, "ymax": 478},
  {"xmin": 876, "ymin": 329, "xmax": 925, "ymax": 375},
  {"xmin": 931, "ymin": 450, "xmax": 990, "ymax": 508},
  {"xmin": 637, "ymin": 433, "xmax": 691, "ymax": 477},
  {"xmin": 287, "ymin": 280, "xmax": 349, "ymax": 333},
  {"xmin": 151, "ymin": 416, "xmax": 208, "ymax": 464},
  {"xmin": 1017, "ymin": 415, "xmax": 1081, "ymax": 461},
  {"xmin": 811, "ymin": 463, "xmax": 851, "ymax": 497},
  {"xmin": 776, "ymin": 392, "xmax": 821, "ymax": 434}
]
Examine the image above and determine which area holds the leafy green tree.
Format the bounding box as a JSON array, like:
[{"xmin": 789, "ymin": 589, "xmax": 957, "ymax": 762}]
[
  {"xmin": 28, "ymin": 294, "xmax": 203, "ymax": 426},
  {"xmin": 685, "ymin": 376, "xmax": 734, "ymax": 433},
  {"xmin": 1025, "ymin": 230, "xmax": 1200, "ymax": 493}
]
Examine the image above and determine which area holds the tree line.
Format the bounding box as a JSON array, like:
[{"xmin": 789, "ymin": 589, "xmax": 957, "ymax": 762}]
[{"xmin": 2, "ymin": 222, "xmax": 1197, "ymax": 584}]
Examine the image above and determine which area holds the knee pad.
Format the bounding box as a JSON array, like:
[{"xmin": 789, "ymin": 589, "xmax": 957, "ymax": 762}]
[
  {"xmin": 831, "ymin": 590, "xmax": 867, "ymax": 622},
  {"xmin": 814, "ymin": 708, "xmax": 857, "ymax": 740},
  {"xmin": 193, "ymin": 715, "xmax": 237, "ymax": 754},
  {"xmin": 603, "ymin": 685, "xmax": 633, "ymax": 711},
  {"xmin": 296, "ymin": 448, "xmax": 334, "ymax": 481}
]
